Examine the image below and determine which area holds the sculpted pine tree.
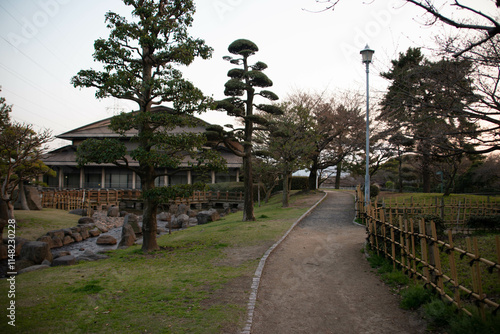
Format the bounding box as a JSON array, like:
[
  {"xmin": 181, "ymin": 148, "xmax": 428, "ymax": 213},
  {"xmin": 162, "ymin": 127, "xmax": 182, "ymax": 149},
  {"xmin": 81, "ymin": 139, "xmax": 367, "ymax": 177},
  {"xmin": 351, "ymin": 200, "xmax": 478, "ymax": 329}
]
[
  {"xmin": 208, "ymin": 39, "xmax": 282, "ymax": 221},
  {"xmin": 71, "ymin": 0, "xmax": 225, "ymax": 252}
]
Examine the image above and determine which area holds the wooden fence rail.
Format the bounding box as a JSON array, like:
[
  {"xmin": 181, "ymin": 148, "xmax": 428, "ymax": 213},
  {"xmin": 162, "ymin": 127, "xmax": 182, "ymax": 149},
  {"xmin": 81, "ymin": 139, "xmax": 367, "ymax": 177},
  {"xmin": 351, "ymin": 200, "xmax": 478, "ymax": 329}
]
[
  {"xmin": 40, "ymin": 189, "xmax": 244, "ymax": 210},
  {"xmin": 356, "ymin": 186, "xmax": 500, "ymax": 319}
]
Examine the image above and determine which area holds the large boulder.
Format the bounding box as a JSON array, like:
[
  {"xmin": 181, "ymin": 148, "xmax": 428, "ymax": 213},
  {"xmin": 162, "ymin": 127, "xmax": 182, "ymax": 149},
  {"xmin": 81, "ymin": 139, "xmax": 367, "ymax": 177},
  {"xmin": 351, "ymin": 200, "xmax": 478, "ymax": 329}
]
[
  {"xmin": 118, "ymin": 222, "xmax": 137, "ymax": 248},
  {"xmin": 124, "ymin": 214, "xmax": 141, "ymax": 235},
  {"xmin": 196, "ymin": 210, "xmax": 220, "ymax": 225},
  {"xmin": 177, "ymin": 214, "xmax": 190, "ymax": 228},
  {"xmin": 157, "ymin": 212, "xmax": 171, "ymax": 222},
  {"xmin": 177, "ymin": 204, "xmax": 188, "ymax": 216},
  {"xmin": 107, "ymin": 206, "xmax": 120, "ymax": 217},
  {"xmin": 169, "ymin": 216, "xmax": 182, "ymax": 229},
  {"xmin": 96, "ymin": 235, "xmax": 117, "ymax": 245},
  {"xmin": 20, "ymin": 241, "xmax": 53, "ymax": 264},
  {"xmin": 25, "ymin": 186, "xmax": 43, "ymax": 210}
]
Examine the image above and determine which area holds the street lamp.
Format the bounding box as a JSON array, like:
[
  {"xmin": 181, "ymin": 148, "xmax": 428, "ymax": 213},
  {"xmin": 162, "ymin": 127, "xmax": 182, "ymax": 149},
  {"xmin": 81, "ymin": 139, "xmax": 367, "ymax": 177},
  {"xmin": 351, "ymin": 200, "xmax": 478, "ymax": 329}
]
[{"xmin": 360, "ymin": 44, "xmax": 374, "ymax": 206}]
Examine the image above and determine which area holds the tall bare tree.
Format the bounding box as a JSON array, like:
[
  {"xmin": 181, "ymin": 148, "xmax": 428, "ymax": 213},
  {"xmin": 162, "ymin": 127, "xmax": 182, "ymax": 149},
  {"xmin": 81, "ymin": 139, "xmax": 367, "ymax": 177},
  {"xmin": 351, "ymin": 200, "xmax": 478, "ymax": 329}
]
[{"xmin": 0, "ymin": 92, "xmax": 53, "ymax": 238}]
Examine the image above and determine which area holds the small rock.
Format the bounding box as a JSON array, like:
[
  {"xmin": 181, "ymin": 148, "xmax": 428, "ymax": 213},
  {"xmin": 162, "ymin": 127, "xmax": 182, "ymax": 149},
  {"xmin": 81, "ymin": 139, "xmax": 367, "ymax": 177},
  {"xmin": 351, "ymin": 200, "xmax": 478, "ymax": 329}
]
[
  {"xmin": 76, "ymin": 250, "xmax": 108, "ymax": 262},
  {"xmin": 19, "ymin": 264, "xmax": 50, "ymax": 274},
  {"xmin": 51, "ymin": 236, "xmax": 63, "ymax": 248},
  {"xmin": 52, "ymin": 255, "xmax": 76, "ymax": 267},
  {"xmin": 52, "ymin": 251, "xmax": 71, "ymax": 259},
  {"xmin": 80, "ymin": 229, "xmax": 90, "ymax": 240},
  {"xmin": 89, "ymin": 228, "xmax": 102, "ymax": 237},
  {"xmin": 78, "ymin": 217, "xmax": 94, "ymax": 225},
  {"xmin": 47, "ymin": 230, "xmax": 65, "ymax": 239},
  {"xmin": 71, "ymin": 233, "xmax": 83, "ymax": 242},
  {"xmin": 62, "ymin": 235, "xmax": 74, "ymax": 245},
  {"xmin": 96, "ymin": 235, "xmax": 117, "ymax": 245},
  {"xmin": 37, "ymin": 235, "xmax": 55, "ymax": 249}
]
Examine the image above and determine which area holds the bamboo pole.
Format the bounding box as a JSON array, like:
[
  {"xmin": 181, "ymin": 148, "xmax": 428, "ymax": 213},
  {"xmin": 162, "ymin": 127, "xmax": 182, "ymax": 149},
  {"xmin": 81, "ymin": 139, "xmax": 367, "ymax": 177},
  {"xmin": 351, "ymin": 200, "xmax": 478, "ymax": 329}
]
[{"xmin": 447, "ymin": 230, "xmax": 461, "ymax": 310}]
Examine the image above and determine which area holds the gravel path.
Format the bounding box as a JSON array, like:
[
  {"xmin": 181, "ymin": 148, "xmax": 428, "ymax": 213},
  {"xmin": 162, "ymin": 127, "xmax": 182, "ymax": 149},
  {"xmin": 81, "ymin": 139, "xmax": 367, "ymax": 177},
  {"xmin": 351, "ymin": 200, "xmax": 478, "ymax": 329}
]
[{"xmin": 249, "ymin": 191, "xmax": 427, "ymax": 334}]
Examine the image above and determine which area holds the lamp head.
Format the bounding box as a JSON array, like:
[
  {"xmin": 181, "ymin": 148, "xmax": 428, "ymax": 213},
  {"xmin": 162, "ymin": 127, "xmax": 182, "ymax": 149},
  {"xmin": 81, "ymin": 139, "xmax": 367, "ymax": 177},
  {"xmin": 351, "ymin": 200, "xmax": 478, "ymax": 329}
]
[{"xmin": 360, "ymin": 44, "xmax": 375, "ymax": 64}]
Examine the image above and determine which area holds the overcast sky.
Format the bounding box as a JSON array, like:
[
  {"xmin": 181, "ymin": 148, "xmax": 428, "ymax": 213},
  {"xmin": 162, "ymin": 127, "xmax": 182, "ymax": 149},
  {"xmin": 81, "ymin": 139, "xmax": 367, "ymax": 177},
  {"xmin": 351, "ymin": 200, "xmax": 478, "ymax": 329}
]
[{"xmin": 0, "ymin": 0, "xmax": 494, "ymax": 149}]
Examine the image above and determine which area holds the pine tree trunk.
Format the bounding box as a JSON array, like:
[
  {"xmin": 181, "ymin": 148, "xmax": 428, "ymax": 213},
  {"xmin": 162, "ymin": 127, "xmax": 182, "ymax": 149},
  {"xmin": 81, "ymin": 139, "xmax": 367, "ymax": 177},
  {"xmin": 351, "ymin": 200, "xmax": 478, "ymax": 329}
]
[
  {"xmin": 242, "ymin": 153, "xmax": 255, "ymax": 221},
  {"xmin": 140, "ymin": 167, "xmax": 159, "ymax": 252},
  {"xmin": 18, "ymin": 181, "xmax": 30, "ymax": 210}
]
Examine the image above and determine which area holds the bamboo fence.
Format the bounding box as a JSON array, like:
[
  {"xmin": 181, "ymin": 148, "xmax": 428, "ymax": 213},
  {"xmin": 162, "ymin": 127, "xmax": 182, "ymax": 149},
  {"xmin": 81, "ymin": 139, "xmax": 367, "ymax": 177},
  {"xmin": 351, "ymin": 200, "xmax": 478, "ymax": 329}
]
[
  {"xmin": 356, "ymin": 187, "xmax": 500, "ymax": 319},
  {"xmin": 376, "ymin": 193, "xmax": 500, "ymax": 232}
]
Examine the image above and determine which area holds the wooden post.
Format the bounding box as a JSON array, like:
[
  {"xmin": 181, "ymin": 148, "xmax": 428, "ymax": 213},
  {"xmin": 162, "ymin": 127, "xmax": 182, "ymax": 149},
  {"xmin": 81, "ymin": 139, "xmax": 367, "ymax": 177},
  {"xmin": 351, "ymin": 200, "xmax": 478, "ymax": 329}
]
[
  {"xmin": 466, "ymin": 237, "xmax": 486, "ymax": 321},
  {"xmin": 447, "ymin": 230, "xmax": 461, "ymax": 310},
  {"xmin": 430, "ymin": 221, "xmax": 444, "ymax": 293},
  {"xmin": 420, "ymin": 219, "xmax": 430, "ymax": 284},
  {"xmin": 496, "ymin": 236, "xmax": 500, "ymax": 281}
]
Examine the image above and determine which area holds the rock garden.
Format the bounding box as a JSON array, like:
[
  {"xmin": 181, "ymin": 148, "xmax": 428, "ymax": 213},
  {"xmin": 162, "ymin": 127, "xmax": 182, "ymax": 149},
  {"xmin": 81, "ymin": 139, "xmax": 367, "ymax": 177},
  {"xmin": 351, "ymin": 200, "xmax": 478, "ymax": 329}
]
[{"xmin": 2, "ymin": 203, "xmax": 226, "ymax": 276}]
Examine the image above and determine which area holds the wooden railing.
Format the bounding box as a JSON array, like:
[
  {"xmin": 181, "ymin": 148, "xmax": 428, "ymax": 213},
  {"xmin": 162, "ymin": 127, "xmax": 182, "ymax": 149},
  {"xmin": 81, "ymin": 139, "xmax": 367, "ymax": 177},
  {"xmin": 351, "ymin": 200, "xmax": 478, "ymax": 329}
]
[
  {"xmin": 356, "ymin": 186, "xmax": 500, "ymax": 319},
  {"xmin": 40, "ymin": 189, "xmax": 244, "ymax": 210}
]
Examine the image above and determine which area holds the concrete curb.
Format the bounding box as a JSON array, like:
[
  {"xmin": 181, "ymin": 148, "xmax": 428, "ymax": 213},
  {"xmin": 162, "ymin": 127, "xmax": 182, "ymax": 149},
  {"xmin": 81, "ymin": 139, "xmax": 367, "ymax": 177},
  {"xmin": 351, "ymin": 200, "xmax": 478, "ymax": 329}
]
[{"xmin": 240, "ymin": 191, "xmax": 329, "ymax": 334}]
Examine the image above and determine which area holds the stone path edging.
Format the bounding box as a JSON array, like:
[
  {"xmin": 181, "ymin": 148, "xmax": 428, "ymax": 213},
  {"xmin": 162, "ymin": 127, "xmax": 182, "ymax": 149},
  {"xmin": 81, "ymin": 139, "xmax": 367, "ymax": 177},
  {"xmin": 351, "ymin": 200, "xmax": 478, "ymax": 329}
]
[{"xmin": 240, "ymin": 192, "xmax": 329, "ymax": 334}]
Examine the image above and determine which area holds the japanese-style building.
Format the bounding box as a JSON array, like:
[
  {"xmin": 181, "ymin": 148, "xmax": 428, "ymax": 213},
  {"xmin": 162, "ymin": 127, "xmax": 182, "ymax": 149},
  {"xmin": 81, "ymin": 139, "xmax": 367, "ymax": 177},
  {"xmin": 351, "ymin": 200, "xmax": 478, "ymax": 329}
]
[{"xmin": 42, "ymin": 107, "xmax": 242, "ymax": 189}]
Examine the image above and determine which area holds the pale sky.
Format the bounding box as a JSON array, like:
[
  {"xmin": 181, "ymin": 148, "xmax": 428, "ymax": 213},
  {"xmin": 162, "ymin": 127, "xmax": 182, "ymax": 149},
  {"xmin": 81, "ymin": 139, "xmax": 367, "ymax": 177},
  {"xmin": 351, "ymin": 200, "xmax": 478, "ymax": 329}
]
[{"xmin": 0, "ymin": 0, "xmax": 494, "ymax": 150}]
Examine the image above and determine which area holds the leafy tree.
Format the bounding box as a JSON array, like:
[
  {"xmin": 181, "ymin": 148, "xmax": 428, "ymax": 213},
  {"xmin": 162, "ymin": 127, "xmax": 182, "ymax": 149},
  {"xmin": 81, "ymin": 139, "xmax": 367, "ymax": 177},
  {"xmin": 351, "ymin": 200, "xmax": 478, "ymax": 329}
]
[
  {"xmin": 71, "ymin": 0, "xmax": 224, "ymax": 252},
  {"xmin": 0, "ymin": 92, "xmax": 53, "ymax": 238},
  {"xmin": 252, "ymin": 156, "xmax": 281, "ymax": 205},
  {"xmin": 209, "ymin": 39, "xmax": 282, "ymax": 220},
  {"xmin": 304, "ymin": 92, "xmax": 365, "ymax": 190},
  {"xmin": 378, "ymin": 47, "xmax": 478, "ymax": 192},
  {"xmin": 257, "ymin": 100, "xmax": 317, "ymax": 207},
  {"xmin": 321, "ymin": 0, "xmax": 500, "ymax": 153}
]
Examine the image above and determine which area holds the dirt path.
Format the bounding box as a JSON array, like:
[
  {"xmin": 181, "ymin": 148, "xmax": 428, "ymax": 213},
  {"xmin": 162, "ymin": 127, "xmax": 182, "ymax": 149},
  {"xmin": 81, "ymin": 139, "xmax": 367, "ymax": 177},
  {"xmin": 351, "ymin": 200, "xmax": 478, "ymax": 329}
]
[{"xmin": 249, "ymin": 191, "xmax": 427, "ymax": 334}]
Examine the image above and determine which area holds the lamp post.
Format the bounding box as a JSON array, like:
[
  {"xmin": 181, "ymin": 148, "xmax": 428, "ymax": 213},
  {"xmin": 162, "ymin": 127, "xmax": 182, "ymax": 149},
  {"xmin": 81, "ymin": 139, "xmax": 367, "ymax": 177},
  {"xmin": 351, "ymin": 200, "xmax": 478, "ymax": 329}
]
[{"xmin": 360, "ymin": 44, "xmax": 374, "ymax": 206}]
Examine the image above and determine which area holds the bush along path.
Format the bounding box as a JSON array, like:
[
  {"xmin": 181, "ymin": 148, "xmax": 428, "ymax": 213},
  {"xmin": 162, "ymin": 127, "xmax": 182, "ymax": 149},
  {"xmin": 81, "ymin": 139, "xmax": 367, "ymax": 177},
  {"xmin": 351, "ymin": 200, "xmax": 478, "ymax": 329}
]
[{"xmin": 248, "ymin": 191, "xmax": 427, "ymax": 334}]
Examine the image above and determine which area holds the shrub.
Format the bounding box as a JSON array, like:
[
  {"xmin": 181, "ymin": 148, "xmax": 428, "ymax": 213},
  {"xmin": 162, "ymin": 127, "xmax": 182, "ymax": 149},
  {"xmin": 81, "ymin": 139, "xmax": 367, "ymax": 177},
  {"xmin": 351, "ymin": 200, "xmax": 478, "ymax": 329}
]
[
  {"xmin": 400, "ymin": 285, "xmax": 433, "ymax": 310},
  {"xmin": 382, "ymin": 270, "xmax": 410, "ymax": 287},
  {"xmin": 370, "ymin": 184, "xmax": 380, "ymax": 198},
  {"xmin": 423, "ymin": 298, "xmax": 455, "ymax": 329},
  {"xmin": 417, "ymin": 214, "xmax": 447, "ymax": 237},
  {"xmin": 466, "ymin": 215, "xmax": 500, "ymax": 231}
]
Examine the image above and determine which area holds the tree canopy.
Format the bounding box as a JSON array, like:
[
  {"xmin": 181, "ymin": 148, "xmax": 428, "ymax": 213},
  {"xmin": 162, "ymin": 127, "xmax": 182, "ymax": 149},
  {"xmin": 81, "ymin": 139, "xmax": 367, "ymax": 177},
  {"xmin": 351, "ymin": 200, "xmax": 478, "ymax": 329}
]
[
  {"xmin": 209, "ymin": 39, "xmax": 282, "ymax": 221},
  {"xmin": 72, "ymin": 0, "xmax": 223, "ymax": 252}
]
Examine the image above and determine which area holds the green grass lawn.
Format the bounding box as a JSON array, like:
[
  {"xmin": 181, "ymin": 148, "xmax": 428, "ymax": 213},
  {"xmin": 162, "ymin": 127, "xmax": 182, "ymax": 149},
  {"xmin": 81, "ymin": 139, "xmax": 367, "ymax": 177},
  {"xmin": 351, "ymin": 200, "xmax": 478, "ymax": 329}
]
[
  {"xmin": 14, "ymin": 208, "xmax": 83, "ymax": 240},
  {"xmin": 0, "ymin": 191, "xmax": 325, "ymax": 333}
]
